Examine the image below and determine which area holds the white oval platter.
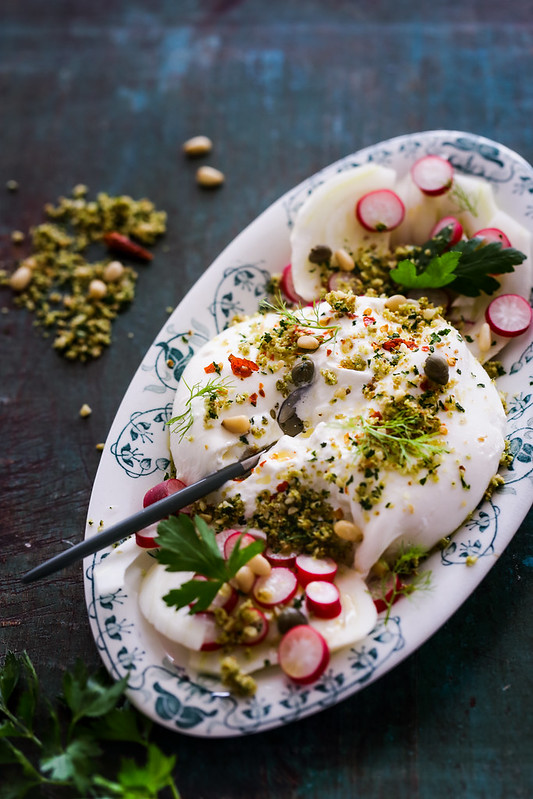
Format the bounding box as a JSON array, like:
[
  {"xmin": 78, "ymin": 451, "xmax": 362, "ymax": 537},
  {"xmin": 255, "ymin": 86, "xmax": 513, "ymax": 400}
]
[{"xmin": 84, "ymin": 130, "xmax": 533, "ymax": 738}]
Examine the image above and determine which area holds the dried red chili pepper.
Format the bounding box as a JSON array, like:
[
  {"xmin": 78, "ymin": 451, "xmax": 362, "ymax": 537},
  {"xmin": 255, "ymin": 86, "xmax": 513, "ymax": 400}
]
[
  {"xmin": 228, "ymin": 354, "xmax": 259, "ymax": 378},
  {"xmin": 204, "ymin": 361, "xmax": 222, "ymax": 374},
  {"xmin": 103, "ymin": 232, "xmax": 153, "ymax": 261}
]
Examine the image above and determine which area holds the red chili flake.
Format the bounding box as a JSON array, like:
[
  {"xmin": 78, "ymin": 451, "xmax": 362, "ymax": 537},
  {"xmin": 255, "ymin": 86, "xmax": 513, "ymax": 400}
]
[
  {"xmin": 103, "ymin": 231, "xmax": 153, "ymax": 261},
  {"xmin": 229, "ymin": 354, "xmax": 259, "ymax": 378},
  {"xmin": 363, "ymin": 316, "xmax": 375, "ymax": 327},
  {"xmin": 276, "ymin": 480, "xmax": 289, "ymax": 493},
  {"xmin": 326, "ymin": 348, "xmax": 332, "ymax": 356},
  {"xmin": 419, "ymin": 377, "xmax": 431, "ymax": 392},
  {"xmin": 204, "ymin": 361, "xmax": 222, "ymax": 374},
  {"xmin": 258, "ymin": 382, "xmax": 265, "ymax": 398},
  {"xmin": 259, "ymin": 460, "xmax": 267, "ymax": 468},
  {"xmin": 369, "ymin": 409, "xmax": 383, "ymax": 419},
  {"xmin": 421, "ymin": 345, "xmax": 430, "ymax": 352},
  {"xmin": 382, "ymin": 338, "xmax": 417, "ymax": 351},
  {"xmin": 249, "ymin": 393, "xmax": 258, "ymax": 407}
]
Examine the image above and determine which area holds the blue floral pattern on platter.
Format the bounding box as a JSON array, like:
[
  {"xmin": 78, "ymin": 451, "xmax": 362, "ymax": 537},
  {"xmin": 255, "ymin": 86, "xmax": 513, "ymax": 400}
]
[{"xmin": 85, "ymin": 131, "xmax": 533, "ymax": 737}]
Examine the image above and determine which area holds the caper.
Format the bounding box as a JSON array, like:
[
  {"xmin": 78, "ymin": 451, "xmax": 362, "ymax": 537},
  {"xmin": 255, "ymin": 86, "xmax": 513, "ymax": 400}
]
[
  {"xmin": 424, "ymin": 353, "xmax": 449, "ymax": 385},
  {"xmin": 277, "ymin": 607, "xmax": 308, "ymax": 635},
  {"xmin": 291, "ymin": 359, "xmax": 315, "ymax": 386},
  {"xmin": 308, "ymin": 244, "xmax": 332, "ymax": 264}
]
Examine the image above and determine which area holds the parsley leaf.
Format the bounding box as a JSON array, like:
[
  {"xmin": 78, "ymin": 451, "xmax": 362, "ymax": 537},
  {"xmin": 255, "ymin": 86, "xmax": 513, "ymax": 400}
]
[
  {"xmin": 391, "ymin": 251, "xmax": 460, "ymax": 289},
  {"xmin": 390, "ymin": 232, "xmax": 526, "ymax": 297},
  {"xmin": 155, "ymin": 514, "xmax": 264, "ymax": 612}
]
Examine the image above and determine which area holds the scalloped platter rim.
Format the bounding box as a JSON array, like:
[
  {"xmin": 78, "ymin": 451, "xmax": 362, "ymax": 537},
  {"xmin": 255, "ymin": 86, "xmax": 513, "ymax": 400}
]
[{"xmin": 84, "ymin": 130, "xmax": 533, "ymax": 738}]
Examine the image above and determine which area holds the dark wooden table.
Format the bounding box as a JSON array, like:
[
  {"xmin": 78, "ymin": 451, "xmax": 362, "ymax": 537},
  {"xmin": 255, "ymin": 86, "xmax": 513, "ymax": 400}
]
[{"xmin": 2, "ymin": 2, "xmax": 533, "ymax": 797}]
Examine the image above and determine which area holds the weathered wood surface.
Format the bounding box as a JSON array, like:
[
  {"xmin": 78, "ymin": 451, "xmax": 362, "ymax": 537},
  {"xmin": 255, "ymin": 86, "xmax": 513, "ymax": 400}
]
[{"xmin": 1, "ymin": 1, "xmax": 533, "ymax": 797}]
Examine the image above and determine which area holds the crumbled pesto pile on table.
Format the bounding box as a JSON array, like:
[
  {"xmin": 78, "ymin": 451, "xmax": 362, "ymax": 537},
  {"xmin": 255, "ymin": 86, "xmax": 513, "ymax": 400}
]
[{"xmin": 0, "ymin": 185, "xmax": 166, "ymax": 360}]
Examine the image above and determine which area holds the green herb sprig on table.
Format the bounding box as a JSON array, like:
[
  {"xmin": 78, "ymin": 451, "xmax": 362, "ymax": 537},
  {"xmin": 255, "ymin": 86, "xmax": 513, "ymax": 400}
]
[
  {"xmin": 0, "ymin": 652, "xmax": 181, "ymax": 799},
  {"xmin": 155, "ymin": 514, "xmax": 265, "ymax": 612},
  {"xmin": 390, "ymin": 227, "xmax": 526, "ymax": 297}
]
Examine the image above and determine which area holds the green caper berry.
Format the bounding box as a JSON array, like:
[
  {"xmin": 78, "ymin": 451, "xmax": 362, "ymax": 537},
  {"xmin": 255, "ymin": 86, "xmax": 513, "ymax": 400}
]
[
  {"xmin": 308, "ymin": 244, "xmax": 332, "ymax": 264},
  {"xmin": 424, "ymin": 353, "xmax": 449, "ymax": 385},
  {"xmin": 277, "ymin": 607, "xmax": 308, "ymax": 635},
  {"xmin": 291, "ymin": 359, "xmax": 315, "ymax": 386}
]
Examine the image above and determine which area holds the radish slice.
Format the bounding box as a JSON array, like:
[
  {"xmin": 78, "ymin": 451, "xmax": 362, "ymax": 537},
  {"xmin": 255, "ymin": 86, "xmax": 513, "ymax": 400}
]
[
  {"xmin": 295, "ymin": 554, "xmax": 337, "ymax": 587},
  {"xmin": 369, "ymin": 573, "xmax": 404, "ymax": 613},
  {"xmin": 485, "ymin": 293, "xmax": 532, "ymax": 337},
  {"xmin": 327, "ymin": 271, "xmax": 362, "ymax": 294},
  {"xmin": 473, "ymin": 227, "xmax": 512, "ymax": 248},
  {"xmin": 280, "ymin": 263, "xmax": 306, "ymax": 304},
  {"xmin": 223, "ymin": 531, "xmax": 257, "ymax": 559},
  {"xmin": 264, "ymin": 547, "xmax": 297, "ymax": 568},
  {"xmin": 278, "ymin": 625, "xmax": 330, "ymax": 685},
  {"xmin": 197, "ymin": 612, "xmax": 222, "ymax": 652},
  {"xmin": 411, "ymin": 155, "xmax": 454, "ymax": 196},
  {"xmin": 143, "ymin": 478, "xmax": 188, "ymax": 508},
  {"xmin": 305, "ymin": 580, "xmax": 342, "ymax": 619},
  {"xmin": 240, "ymin": 607, "xmax": 269, "ymax": 646},
  {"xmin": 135, "ymin": 523, "xmax": 160, "ymax": 549},
  {"xmin": 252, "ymin": 567, "xmax": 298, "ymax": 608},
  {"xmin": 355, "ymin": 189, "xmax": 405, "ymax": 232},
  {"xmin": 429, "ymin": 216, "xmax": 463, "ymax": 246}
]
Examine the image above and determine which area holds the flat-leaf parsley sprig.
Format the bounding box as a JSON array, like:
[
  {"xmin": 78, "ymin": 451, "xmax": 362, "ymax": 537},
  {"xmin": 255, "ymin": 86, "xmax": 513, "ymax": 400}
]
[
  {"xmin": 155, "ymin": 514, "xmax": 265, "ymax": 612},
  {"xmin": 0, "ymin": 651, "xmax": 181, "ymax": 798},
  {"xmin": 390, "ymin": 227, "xmax": 526, "ymax": 297}
]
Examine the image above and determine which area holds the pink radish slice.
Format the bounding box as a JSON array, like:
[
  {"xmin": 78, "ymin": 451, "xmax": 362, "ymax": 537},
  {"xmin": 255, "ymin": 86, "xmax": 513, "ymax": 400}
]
[
  {"xmin": 295, "ymin": 554, "xmax": 337, "ymax": 587},
  {"xmin": 473, "ymin": 227, "xmax": 512, "ymax": 248},
  {"xmin": 280, "ymin": 264, "xmax": 306, "ymax": 304},
  {"xmin": 429, "ymin": 215, "xmax": 463, "ymax": 246},
  {"xmin": 485, "ymin": 293, "xmax": 532, "ymax": 337},
  {"xmin": 223, "ymin": 531, "xmax": 257, "ymax": 559},
  {"xmin": 327, "ymin": 271, "xmax": 362, "ymax": 294},
  {"xmin": 135, "ymin": 523, "xmax": 160, "ymax": 549},
  {"xmin": 356, "ymin": 189, "xmax": 405, "ymax": 232},
  {"xmin": 143, "ymin": 478, "xmax": 188, "ymax": 508},
  {"xmin": 264, "ymin": 547, "xmax": 297, "ymax": 568},
  {"xmin": 406, "ymin": 287, "xmax": 451, "ymax": 311},
  {"xmin": 411, "ymin": 155, "xmax": 454, "ymax": 196},
  {"xmin": 278, "ymin": 625, "xmax": 330, "ymax": 685},
  {"xmin": 240, "ymin": 608, "xmax": 269, "ymax": 646},
  {"xmin": 197, "ymin": 612, "xmax": 222, "ymax": 652},
  {"xmin": 369, "ymin": 573, "xmax": 404, "ymax": 613},
  {"xmin": 252, "ymin": 567, "xmax": 298, "ymax": 608},
  {"xmin": 305, "ymin": 580, "xmax": 342, "ymax": 619}
]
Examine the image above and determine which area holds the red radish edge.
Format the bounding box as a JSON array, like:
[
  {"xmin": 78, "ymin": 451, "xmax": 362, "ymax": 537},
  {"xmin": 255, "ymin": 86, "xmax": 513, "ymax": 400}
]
[
  {"xmin": 327, "ymin": 271, "xmax": 362, "ymax": 294},
  {"xmin": 355, "ymin": 189, "xmax": 405, "ymax": 232},
  {"xmin": 197, "ymin": 612, "xmax": 223, "ymax": 652},
  {"xmin": 411, "ymin": 155, "xmax": 454, "ymax": 196},
  {"xmin": 252, "ymin": 567, "xmax": 298, "ymax": 608},
  {"xmin": 295, "ymin": 554, "xmax": 337, "ymax": 587},
  {"xmin": 143, "ymin": 478, "xmax": 187, "ymax": 508},
  {"xmin": 281, "ymin": 264, "xmax": 305, "ymax": 304},
  {"xmin": 264, "ymin": 547, "xmax": 297, "ymax": 568},
  {"xmin": 429, "ymin": 216, "xmax": 463, "ymax": 246},
  {"xmin": 473, "ymin": 227, "xmax": 512, "ymax": 248},
  {"xmin": 485, "ymin": 294, "xmax": 532, "ymax": 338},
  {"xmin": 223, "ymin": 531, "xmax": 257, "ymax": 559},
  {"xmin": 371, "ymin": 573, "xmax": 404, "ymax": 613},
  {"xmin": 278, "ymin": 625, "xmax": 330, "ymax": 684},
  {"xmin": 305, "ymin": 581, "xmax": 342, "ymax": 619},
  {"xmin": 135, "ymin": 524, "xmax": 160, "ymax": 549}
]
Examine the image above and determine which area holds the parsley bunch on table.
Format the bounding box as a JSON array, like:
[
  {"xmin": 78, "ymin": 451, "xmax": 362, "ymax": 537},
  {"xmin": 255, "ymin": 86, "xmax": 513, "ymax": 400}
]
[{"xmin": 0, "ymin": 652, "xmax": 181, "ymax": 799}]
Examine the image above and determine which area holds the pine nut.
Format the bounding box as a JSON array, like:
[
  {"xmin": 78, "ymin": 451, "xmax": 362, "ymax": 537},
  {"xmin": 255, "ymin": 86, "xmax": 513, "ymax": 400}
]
[
  {"xmin": 196, "ymin": 165, "xmax": 225, "ymax": 188},
  {"xmin": 88, "ymin": 279, "xmax": 107, "ymax": 299},
  {"xmin": 334, "ymin": 248, "xmax": 355, "ymax": 272},
  {"xmin": 234, "ymin": 565, "xmax": 255, "ymax": 593},
  {"xmin": 384, "ymin": 294, "xmax": 407, "ymax": 311},
  {"xmin": 333, "ymin": 519, "xmax": 363, "ymax": 542},
  {"xmin": 478, "ymin": 322, "xmax": 492, "ymax": 353},
  {"xmin": 183, "ymin": 135, "xmax": 213, "ymax": 157},
  {"xmin": 103, "ymin": 260, "xmax": 125, "ymax": 282},
  {"xmin": 10, "ymin": 265, "xmax": 32, "ymax": 291},
  {"xmin": 221, "ymin": 415, "xmax": 251, "ymax": 435},
  {"xmin": 248, "ymin": 553, "xmax": 271, "ymax": 576},
  {"xmin": 297, "ymin": 334, "xmax": 320, "ymax": 350}
]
